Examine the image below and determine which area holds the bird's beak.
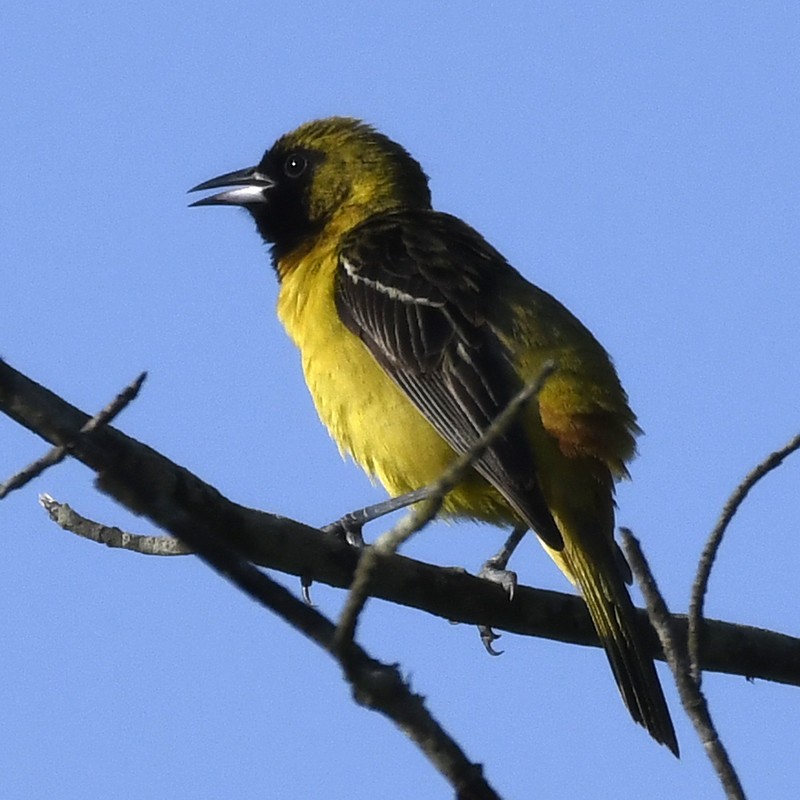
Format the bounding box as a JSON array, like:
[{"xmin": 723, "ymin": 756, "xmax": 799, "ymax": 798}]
[{"xmin": 188, "ymin": 166, "xmax": 275, "ymax": 207}]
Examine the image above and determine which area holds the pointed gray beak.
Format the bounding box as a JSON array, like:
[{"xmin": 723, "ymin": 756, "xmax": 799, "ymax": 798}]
[{"xmin": 188, "ymin": 166, "xmax": 275, "ymax": 207}]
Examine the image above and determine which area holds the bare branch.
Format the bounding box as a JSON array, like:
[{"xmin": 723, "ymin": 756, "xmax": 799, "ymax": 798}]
[
  {"xmin": 144, "ymin": 500, "xmax": 504, "ymax": 799},
  {"xmin": 37, "ymin": 492, "xmax": 800, "ymax": 688},
  {"xmin": 0, "ymin": 360, "xmax": 502, "ymax": 799},
  {"xmin": 4, "ymin": 358, "xmax": 800, "ymax": 689},
  {"xmin": 622, "ymin": 529, "xmax": 747, "ymax": 799},
  {"xmin": 335, "ymin": 363, "xmax": 556, "ymax": 653},
  {"xmin": 0, "ymin": 371, "xmax": 146, "ymax": 499},
  {"xmin": 39, "ymin": 494, "xmax": 192, "ymax": 555},
  {"xmin": 688, "ymin": 432, "xmax": 800, "ymax": 683}
]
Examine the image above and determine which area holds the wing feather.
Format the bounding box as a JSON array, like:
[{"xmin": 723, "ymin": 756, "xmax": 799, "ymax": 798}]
[{"xmin": 335, "ymin": 209, "xmax": 563, "ymax": 549}]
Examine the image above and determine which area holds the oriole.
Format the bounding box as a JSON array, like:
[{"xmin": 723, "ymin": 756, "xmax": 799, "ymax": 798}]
[{"xmin": 190, "ymin": 117, "xmax": 678, "ymax": 755}]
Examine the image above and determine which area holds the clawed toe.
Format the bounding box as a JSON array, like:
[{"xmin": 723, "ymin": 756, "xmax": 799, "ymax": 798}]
[
  {"xmin": 478, "ymin": 561, "xmax": 518, "ymax": 601},
  {"xmin": 479, "ymin": 625, "xmax": 504, "ymax": 656}
]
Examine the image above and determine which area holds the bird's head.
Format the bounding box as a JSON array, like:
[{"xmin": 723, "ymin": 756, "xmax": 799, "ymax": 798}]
[{"xmin": 189, "ymin": 117, "xmax": 431, "ymax": 261}]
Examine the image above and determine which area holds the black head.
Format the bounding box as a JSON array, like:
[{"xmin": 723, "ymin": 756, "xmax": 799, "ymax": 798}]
[{"xmin": 189, "ymin": 117, "xmax": 432, "ymax": 263}]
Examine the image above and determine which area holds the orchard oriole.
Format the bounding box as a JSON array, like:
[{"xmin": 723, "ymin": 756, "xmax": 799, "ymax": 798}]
[{"xmin": 190, "ymin": 117, "xmax": 678, "ymax": 755}]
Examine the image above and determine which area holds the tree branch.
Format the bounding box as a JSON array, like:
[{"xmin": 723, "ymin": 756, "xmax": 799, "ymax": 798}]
[
  {"xmin": 2, "ymin": 358, "xmax": 799, "ymax": 691},
  {"xmin": 688, "ymin": 431, "xmax": 800, "ymax": 683},
  {"xmin": 39, "ymin": 493, "xmax": 192, "ymax": 555},
  {"xmin": 1, "ymin": 358, "xmax": 501, "ymax": 799},
  {"xmin": 0, "ymin": 371, "xmax": 146, "ymax": 499},
  {"xmin": 622, "ymin": 529, "xmax": 746, "ymax": 800}
]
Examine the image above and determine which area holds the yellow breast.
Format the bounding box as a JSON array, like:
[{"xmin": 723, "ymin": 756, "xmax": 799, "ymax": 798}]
[{"xmin": 275, "ymin": 246, "xmax": 513, "ymax": 524}]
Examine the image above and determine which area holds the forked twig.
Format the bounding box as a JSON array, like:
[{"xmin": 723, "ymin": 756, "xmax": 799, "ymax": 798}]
[
  {"xmin": 688, "ymin": 432, "xmax": 800, "ymax": 683},
  {"xmin": 0, "ymin": 372, "xmax": 146, "ymax": 499}
]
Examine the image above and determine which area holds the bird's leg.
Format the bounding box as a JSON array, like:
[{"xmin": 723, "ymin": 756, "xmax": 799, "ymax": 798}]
[
  {"xmin": 477, "ymin": 524, "xmax": 528, "ymax": 655},
  {"xmin": 302, "ymin": 486, "xmax": 438, "ymax": 604},
  {"xmin": 321, "ymin": 485, "xmax": 437, "ymax": 545},
  {"xmin": 478, "ymin": 524, "xmax": 527, "ymax": 597}
]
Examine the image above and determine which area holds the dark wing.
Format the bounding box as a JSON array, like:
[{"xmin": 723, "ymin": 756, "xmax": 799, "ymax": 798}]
[{"xmin": 335, "ymin": 209, "xmax": 562, "ymax": 550}]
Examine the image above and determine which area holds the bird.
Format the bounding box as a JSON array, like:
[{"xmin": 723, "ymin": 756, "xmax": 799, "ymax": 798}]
[{"xmin": 189, "ymin": 116, "xmax": 678, "ymax": 755}]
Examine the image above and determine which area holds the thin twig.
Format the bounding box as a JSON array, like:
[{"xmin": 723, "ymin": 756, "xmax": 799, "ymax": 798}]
[
  {"xmin": 0, "ymin": 371, "xmax": 147, "ymax": 499},
  {"xmin": 621, "ymin": 528, "xmax": 746, "ymax": 800},
  {"xmin": 334, "ymin": 362, "xmax": 556, "ymax": 653},
  {"xmin": 688, "ymin": 432, "xmax": 800, "ymax": 683},
  {"xmin": 39, "ymin": 494, "xmax": 191, "ymax": 555}
]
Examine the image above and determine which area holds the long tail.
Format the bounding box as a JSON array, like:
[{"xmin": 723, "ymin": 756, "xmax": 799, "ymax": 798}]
[{"xmin": 567, "ymin": 544, "xmax": 679, "ymax": 756}]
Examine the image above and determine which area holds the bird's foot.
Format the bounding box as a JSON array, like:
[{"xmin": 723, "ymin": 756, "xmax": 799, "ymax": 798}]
[
  {"xmin": 475, "ymin": 557, "xmax": 517, "ymax": 656},
  {"xmin": 301, "ymin": 516, "xmax": 368, "ymax": 604},
  {"xmin": 320, "ymin": 514, "xmax": 367, "ymax": 548},
  {"xmin": 479, "ymin": 625, "xmax": 504, "ymax": 656},
  {"xmin": 478, "ymin": 558, "xmax": 518, "ymax": 601}
]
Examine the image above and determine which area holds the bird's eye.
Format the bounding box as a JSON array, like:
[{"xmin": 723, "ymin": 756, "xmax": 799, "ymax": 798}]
[{"xmin": 284, "ymin": 153, "xmax": 308, "ymax": 179}]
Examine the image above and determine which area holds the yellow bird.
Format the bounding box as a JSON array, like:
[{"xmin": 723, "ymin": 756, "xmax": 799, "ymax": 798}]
[{"xmin": 190, "ymin": 117, "xmax": 678, "ymax": 755}]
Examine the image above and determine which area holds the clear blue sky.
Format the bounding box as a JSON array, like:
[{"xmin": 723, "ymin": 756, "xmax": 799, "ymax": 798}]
[{"xmin": 2, "ymin": 3, "xmax": 798, "ymax": 798}]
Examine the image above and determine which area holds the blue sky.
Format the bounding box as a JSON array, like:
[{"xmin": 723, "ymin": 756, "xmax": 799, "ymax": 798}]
[{"xmin": 2, "ymin": 3, "xmax": 798, "ymax": 798}]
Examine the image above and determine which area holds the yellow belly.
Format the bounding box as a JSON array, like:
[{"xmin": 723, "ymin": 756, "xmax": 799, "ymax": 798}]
[{"xmin": 276, "ymin": 250, "xmax": 516, "ymax": 525}]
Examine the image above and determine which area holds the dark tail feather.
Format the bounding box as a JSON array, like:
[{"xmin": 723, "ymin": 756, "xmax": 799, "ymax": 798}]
[{"xmin": 570, "ymin": 547, "xmax": 679, "ymax": 756}]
